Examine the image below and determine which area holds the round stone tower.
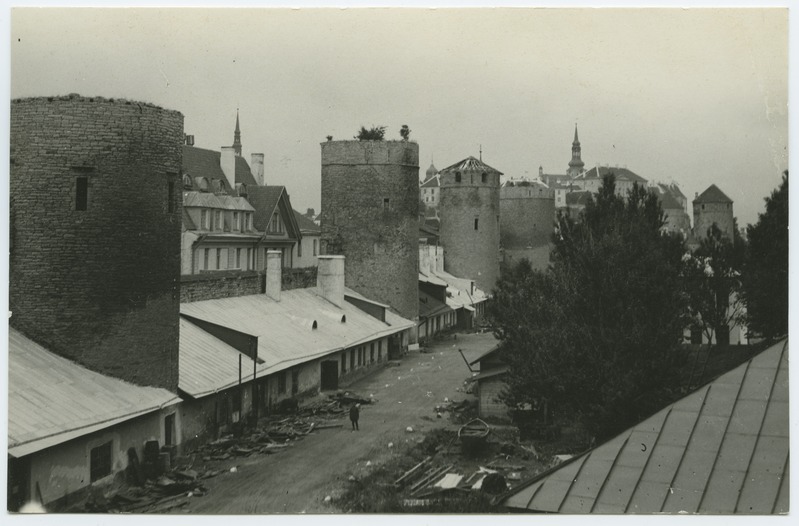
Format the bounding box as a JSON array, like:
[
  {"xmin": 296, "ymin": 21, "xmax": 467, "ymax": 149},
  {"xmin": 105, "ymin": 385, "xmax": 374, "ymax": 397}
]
[
  {"xmin": 438, "ymin": 156, "xmax": 502, "ymax": 294},
  {"xmin": 692, "ymin": 184, "xmax": 734, "ymax": 241},
  {"xmin": 9, "ymin": 94, "xmax": 184, "ymax": 391},
  {"xmin": 320, "ymin": 140, "xmax": 420, "ymax": 322}
]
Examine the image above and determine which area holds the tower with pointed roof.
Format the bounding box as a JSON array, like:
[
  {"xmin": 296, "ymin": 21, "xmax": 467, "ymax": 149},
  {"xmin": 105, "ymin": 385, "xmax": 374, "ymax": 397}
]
[
  {"xmin": 692, "ymin": 184, "xmax": 734, "ymax": 240},
  {"xmin": 438, "ymin": 155, "xmax": 502, "ymax": 295},
  {"xmin": 567, "ymin": 124, "xmax": 584, "ymax": 177},
  {"xmin": 233, "ymin": 110, "xmax": 242, "ymax": 157}
]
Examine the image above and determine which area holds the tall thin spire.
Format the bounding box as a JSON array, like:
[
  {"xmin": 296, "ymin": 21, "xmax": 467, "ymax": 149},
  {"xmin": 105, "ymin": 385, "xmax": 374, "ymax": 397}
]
[
  {"xmin": 233, "ymin": 109, "xmax": 242, "ymax": 157},
  {"xmin": 567, "ymin": 123, "xmax": 584, "ymax": 177}
]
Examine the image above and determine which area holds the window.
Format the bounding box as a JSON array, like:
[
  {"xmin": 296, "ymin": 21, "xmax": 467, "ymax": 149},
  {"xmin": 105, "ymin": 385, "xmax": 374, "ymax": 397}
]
[
  {"xmin": 233, "ymin": 212, "xmax": 240, "ymax": 230},
  {"xmin": 236, "ymin": 248, "xmax": 242, "ymax": 269},
  {"xmin": 341, "ymin": 352, "xmax": 347, "ymax": 373},
  {"xmin": 350, "ymin": 349, "xmax": 355, "ymax": 370},
  {"xmin": 216, "ymin": 248, "xmax": 221, "ymax": 269},
  {"xmin": 370, "ymin": 343, "xmax": 375, "ymax": 363},
  {"xmin": 90, "ymin": 441, "xmax": 112, "ymax": 483},
  {"xmin": 75, "ymin": 177, "xmax": 89, "ymax": 211},
  {"xmin": 292, "ymin": 370, "xmax": 299, "ymax": 395},
  {"xmin": 474, "ymin": 218, "xmax": 479, "ymax": 230},
  {"xmin": 298, "ymin": 239, "xmax": 303, "ymax": 257},
  {"xmin": 203, "ymin": 248, "xmax": 209, "ymax": 270},
  {"xmin": 269, "ymin": 212, "xmax": 284, "ymax": 233},
  {"xmin": 455, "ymin": 172, "xmax": 462, "ymax": 183},
  {"xmin": 167, "ymin": 182, "xmax": 175, "ymax": 213},
  {"xmin": 215, "ymin": 211, "xmax": 222, "ymax": 231},
  {"xmin": 313, "ymin": 239, "xmax": 318, "ymax": 256},
  {"xmin": 481, "ymin": 172, "xmax": 487, "ymax": 183},
  {"xmin": 383, "ymin": 198, "xmax": 391, "ymax": 209},
  {"xmin": 201, "ymin": 210, "xmax": 208, "ymax": 230},
  {"xmin": 278, "ymin": 371, "xmax": 287, "ymax": 394}
]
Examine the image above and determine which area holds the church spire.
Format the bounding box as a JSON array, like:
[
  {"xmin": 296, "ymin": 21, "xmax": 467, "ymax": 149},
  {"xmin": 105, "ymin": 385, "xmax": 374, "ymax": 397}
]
[
  {"xmin": 233, "ymin": 110, "xmax": 242, "ymax": 157},
  {"xmin": 567, "ymin": 123, "xmax": 584, "ymax": 177}
]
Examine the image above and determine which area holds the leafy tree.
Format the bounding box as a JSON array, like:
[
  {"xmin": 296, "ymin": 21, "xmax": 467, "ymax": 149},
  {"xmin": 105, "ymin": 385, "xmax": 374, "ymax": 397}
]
[
  {"xmin": 741, "ymin": 172, "xmax": 788, "ymax": 341},
  {"xmin": 354, "ymin": 125, "xmax": 386, "ymax": 141},
  {"xmin": 490, "ymin": 175, "xmax": 687, "ymax": 441}
]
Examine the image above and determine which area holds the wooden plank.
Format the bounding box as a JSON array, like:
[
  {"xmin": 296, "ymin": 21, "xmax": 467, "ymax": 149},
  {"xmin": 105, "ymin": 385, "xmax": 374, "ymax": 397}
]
[{"xmin": 394, "ymin": 456, "xmax": 431, "ymax": 486}]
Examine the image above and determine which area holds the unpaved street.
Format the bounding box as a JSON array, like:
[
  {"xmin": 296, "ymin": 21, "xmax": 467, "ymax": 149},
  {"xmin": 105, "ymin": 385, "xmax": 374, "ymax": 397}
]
[{"xmin": 177, "ymin": 332, "xmax": 498, "ymax": 514}]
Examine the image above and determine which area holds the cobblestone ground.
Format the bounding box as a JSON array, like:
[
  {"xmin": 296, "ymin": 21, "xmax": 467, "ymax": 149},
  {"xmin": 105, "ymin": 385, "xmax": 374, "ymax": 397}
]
[{"xmin": 176, "ymin": 331, "xmax": 497, "ymax": 514}]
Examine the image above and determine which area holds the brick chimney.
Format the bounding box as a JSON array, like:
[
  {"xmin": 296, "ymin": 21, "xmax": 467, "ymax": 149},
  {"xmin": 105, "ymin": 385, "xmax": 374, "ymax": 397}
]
[
  {"xmin": 220, "ymin": 146, "xmax": 237, "ymax": 191},
  {"xmin": 265, "ymin": 250, "xmax": 282, "ymax": 302},
  {"xmin": 251, "ymin": 153, "xmax": 265, "ymax": 186},
  {"xmin": 317, "ymin": 255, "xmax": 345, "ymax": 307}
]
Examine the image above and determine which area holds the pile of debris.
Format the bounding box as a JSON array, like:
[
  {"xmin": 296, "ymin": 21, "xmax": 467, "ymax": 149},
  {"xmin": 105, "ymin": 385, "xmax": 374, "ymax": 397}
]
[{"xmin": 393, "ymin": 457, "xmax": 515, "ymax": 501}]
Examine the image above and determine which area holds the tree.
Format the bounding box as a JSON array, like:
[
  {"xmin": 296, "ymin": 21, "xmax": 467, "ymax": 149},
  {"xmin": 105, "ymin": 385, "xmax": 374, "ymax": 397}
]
[
  {"xmin": 354, "ymin": 125, "xmax": 386, "ymax": 141},
  {"xmin": 400, "ymin": 124, "xmax": 411, "ymax": 141},
  {"xmin": 490, "ymin": 175, "xmax": 687, "ymax": 440},
  {"xmin": 741, "ymin": 172, "xmax": 788, "ymax": 341}
]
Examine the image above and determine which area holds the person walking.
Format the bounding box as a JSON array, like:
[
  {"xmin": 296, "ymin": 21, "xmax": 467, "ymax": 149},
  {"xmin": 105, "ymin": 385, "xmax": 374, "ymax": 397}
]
[{"xmin": 349, "ymin": 403, "xmax": 360, "ymax": 431}]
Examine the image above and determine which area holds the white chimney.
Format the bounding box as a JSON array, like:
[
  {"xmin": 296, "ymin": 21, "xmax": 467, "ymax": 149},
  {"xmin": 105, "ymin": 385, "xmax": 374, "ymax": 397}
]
[
  {"xmin": 317, "ymin": 255, "xmax": 345, "ymax": 307},
  {"xmin": 265, "ymin": 250, "xmax": 282, "ymax": 302},
  {"xmin": 435, "ymin": 246, "xmax": 444, "ymax": 273},
  {"xmin": 220, "ymin": 146, "xmax": 237, "ymax": 191},
  {"xmin": 419, "ymin": 246, "xmax": 430, "ymax": 274},
  {"xmin": 251, "ymin": 153, "xmax": 265, "ymax": 186}
]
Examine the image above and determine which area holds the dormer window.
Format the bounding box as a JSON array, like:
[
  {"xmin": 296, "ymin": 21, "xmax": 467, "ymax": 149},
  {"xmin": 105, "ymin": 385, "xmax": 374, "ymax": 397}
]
[
  {"xmin": 200, "ymin": 210, "xmax": 208, "ymax": 230},
  {"xmin": 182, "ymin": 174, "xmax": 192, "ymax": 189},
  {"xmin": 214, "ymin": 210, "xmax": 222, "ymax": 231}
]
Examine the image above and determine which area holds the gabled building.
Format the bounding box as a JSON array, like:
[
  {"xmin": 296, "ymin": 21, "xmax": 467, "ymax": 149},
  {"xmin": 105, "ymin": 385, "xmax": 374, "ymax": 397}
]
[
  {"xmin": 420, "ymin": 173, "xmax": 441, "ymax": 217},
  {"xmin": 292, "ymin": 208, "xmax": 321, "ymax": 268},
  {"xmin": 573, "ymin": 165, "xmax": 648, "ymax": 197},
  {"xmin": 247, "ymin": 185, "xmax": 303, "ymax": 270},
  {"xmin": 649, "ymin": 183, "xmax": 691, "ymax": 235}
]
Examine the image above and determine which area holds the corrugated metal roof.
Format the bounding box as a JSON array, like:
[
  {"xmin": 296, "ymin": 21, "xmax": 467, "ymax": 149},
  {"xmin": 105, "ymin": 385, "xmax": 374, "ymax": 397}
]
[
  {"xmin": 501, "ymin": 339, "xmax": 789, "ymax": 514},
  {"xmin": 439, "ymin": 156, "xmax": 503, "ymax": 176},
  {"xmin": 8, "ymin": 328, "xmax": 179, "ymax": 457},
  {"xmin": 179, "ymin": 287, "xmax": 415, "ymax": 396}
]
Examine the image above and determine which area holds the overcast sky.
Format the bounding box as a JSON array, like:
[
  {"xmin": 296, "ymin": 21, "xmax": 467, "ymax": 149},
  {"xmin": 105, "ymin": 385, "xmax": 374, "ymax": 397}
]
[{"xmin": 9, "ymin": 7, "xmax": 788, "ymax": 227}]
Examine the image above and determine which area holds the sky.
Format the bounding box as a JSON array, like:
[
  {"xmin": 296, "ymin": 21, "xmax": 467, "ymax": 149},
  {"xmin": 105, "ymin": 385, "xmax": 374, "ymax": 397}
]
[{"xmin": 8, "ymin": 7, "xmax": 789, "ymax": 228}]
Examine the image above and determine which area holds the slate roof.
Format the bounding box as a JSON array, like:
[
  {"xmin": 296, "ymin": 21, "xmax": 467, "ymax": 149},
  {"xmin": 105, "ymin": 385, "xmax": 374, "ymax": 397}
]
[
  {"xmin": 293, "ymin": 209, "xmax": 321, "ymax": 234},
  {"xmin": 421, "ymin": 175, "xmax": 440, "ymax": 188},
  {"xmin": 182, "ymin": 145, "xmax": 258, "ymax": 191},
  {"xmin": 247, "ymin": 186, "xmax": 301, "ymax": 240},
  {"xmin": 694, "ymin": 184, "xmax": 733, "ymax": 204},
  {"xmin": 578, "ymin": 166, "xmax": 647, "ymax": 184},
  {"xmin": 439, "ymin": 156, "xmax": 503, "ymax": 176},
  {"xmin": 500, "ymin": 339, "xmax": 789, "ymax": 514},
  {"xmin": 180, "ymin": 288, "xmax": 415, "ymax": 397},
  {"xmin": 8, "ymin": 328, "xmax": 180, "ymax": 458}
]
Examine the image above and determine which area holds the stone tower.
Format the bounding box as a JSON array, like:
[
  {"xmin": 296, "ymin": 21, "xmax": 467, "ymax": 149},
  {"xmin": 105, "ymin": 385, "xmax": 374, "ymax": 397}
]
[
  {"xmin": 9, "ymin": 95, "xmax": 184, "ymax": 391},
  {"xmin": 693, "ymin": 184, "xmax": 734, "ymax": 240},
  {"xmin": 438, "ymin": 156, "xmax": 502, "ymax": 294},
  {"xmin": 320, "ymin": 140, "xmax": 420, "ymax": 322},
  {"xmin": 567, "ymin": 124, "xmax": 584, "ymax": 177}
]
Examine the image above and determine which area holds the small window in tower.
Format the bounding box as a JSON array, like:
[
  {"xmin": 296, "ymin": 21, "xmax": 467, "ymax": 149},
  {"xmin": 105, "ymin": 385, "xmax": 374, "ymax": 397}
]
[
  {"xmin": 482, "ymin": 172, "xmax": 487, "ymax": 183},
  {"xmin": 474, "ymin": 218, "xmax": 479, "ymax": 230},
  {"xmin": 167, "ymin": 182, "xmax": 175, "ymax": 213},
  {"xmin": 383, "ymin": 198, "xmax": 391, "ymax": 209},
  {"xmin": 455, "ymin": 172, "xmax": 462, "ymax": 183},
  {"xmin": 75, "ymin": 177, "xmax": 89, "ymax": 211}
]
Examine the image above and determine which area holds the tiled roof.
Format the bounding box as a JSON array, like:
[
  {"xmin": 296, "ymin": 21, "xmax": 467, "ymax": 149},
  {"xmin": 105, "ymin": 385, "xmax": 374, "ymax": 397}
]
[
  {"xmin": 247, "ymin": 186, "xmax": 284, "ymax": 231},
  {"xmin": 293, "ymin": 209, "xmax": 321, "ymax": 234},
  {"xmin": 180, "ymin": 288, "xmax": 415, "ymax": 394},
  {"xmin": 182, "ymin": 146, "xmax": 258, "ymax": 193},
  {"xmin": 579, "ymin": 166, "xmax": 647, "ymax": 184},
  {"xmin": 439, "ymin": 156, "xmax": 503, "ymax": 176},
  {"xmin": 501, "ymin": 339, "xmax": 789, "ymax": 514},
  {"xmin": 694, "ymin": 184, "xmax": 733, "ymax": 204},
  {"xmin": 421, "ymin": 175, "xmax": 440, "ymax": 188},
  {"xmin": 8, "ymin": 328, "xmax": 179, "ymax": 457}
]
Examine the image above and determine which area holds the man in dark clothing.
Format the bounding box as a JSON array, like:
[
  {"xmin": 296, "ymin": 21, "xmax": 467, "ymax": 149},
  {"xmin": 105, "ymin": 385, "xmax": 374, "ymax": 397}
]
[{"xmin": 349, "ymin": 403, "xmax": 360, "ymax": 431}]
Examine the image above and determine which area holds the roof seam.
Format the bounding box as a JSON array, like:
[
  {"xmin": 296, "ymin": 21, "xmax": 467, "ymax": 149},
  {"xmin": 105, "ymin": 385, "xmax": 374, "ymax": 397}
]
[
  {"xmin": 623, "ymin": 407, "xmax": 674, "ymax": 513},
  {"xmin": 557, "ymin": 450, "xmax": 590, "ymax": 513},
  {"xmin": 590, "ymin": 433, "xmax": 632, "ymax": 513},
  {"xmin": 771, "ymin": 451, "xmax": 790, "ymax": 514},
  {"xmin": 659, "ymin": 384, "xmax": 712, "ymax": 513},
  {"xmin": 734, "ymin": 340, "xmax": 788, "ymax": 513}
]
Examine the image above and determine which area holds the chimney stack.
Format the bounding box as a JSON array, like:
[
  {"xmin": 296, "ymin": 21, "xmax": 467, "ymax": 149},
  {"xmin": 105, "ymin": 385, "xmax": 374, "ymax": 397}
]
[
  {"xmin": 220, "ymin": 146, "xmax": 237, "ymax": 191},
  {"xmin": 539, "ymin": 166, "xmax": 543, "ymax": 177},
  {"xmin": 265, "ymin": 250, "xmax": 282, "ymax": 302},
  {"xmin": 251, "ymin": 153, "xmax": 265, "ymax": 186},
  {"xmin": 317, "ymin": 255, "xmax": 345, "ymax": 307}
]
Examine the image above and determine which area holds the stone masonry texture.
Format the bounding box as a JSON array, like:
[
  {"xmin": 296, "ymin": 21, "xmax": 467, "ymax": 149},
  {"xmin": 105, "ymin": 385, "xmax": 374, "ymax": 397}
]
[
  {"xmin": 500, "ymin": 189, "xmax": 555, "ymax": 250},
  {"xmin": 439, "ymin": 165, "xmax": 501, "ymax": 293},
  {"xmin": 10, "ymin": 95, "xmax": 183, "ymax": 391},
  {"xmin": 320, "ymin": 140, "xmax": 419, "ymax": 321}
]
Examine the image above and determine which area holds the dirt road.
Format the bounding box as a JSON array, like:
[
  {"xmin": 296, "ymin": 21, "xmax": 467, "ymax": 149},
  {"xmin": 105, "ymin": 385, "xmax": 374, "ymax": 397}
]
[{"xmin": 177, "ymin": 332, "xmax": 498, "ymax": 514}]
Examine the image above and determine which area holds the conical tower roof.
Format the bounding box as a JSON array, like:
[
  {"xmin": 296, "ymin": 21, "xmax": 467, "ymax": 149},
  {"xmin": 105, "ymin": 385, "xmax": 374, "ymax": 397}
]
[
  {"xmin": 439, "ymin": 156, "xmax": 503, "ymax": 176},
  {"xmin": 425, "ymin": 162, "xmax": 438, "ymax": 180}
]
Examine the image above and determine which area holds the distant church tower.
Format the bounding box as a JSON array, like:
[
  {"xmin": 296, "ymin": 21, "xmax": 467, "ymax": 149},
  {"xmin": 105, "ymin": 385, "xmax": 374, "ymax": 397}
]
[
  {"xmin": 567, "ymin": 124, "xmax": 584, "ymax": 177},
  {"xmin": 233, "ymin": 110, "xmax": 242, "ymax": 157}
]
